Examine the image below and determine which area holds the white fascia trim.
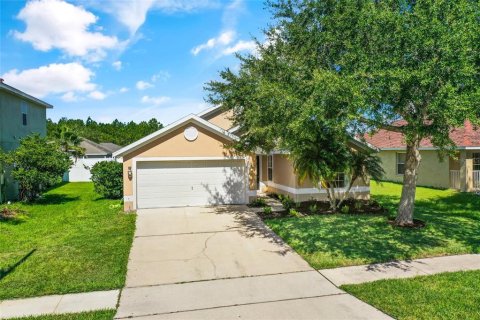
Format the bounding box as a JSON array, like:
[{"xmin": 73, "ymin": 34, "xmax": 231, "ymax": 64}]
[
  {"xmin": 266, "ymin": 181, "xmax": 370, "ymax": 195},
  {"xmin": 350, "ymin": 137, "xmax": 379, "ymax": 152},
  {"xmin": 113, "ymin": 114, "xmax": 239, "ymax": 158},
  {"xmin": 133, "ymin": 156, "xmax": 247, "ymax": 162},
  {"xmin": 197, "ymin": 105, "xmax": 222, "ymax": 118},
  {"xmin": 0, "ymin": 82, "xmax": 53, "ymax": 109}
]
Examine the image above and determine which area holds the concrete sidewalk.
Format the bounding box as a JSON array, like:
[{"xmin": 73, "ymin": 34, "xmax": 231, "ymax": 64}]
[
  {"xmin": 319, "ymin": 254, "xmax": 480, "ymax": 286},
  {"xmin": 0, "ymin": 290, "xmax": 119, "ymax": 319}
]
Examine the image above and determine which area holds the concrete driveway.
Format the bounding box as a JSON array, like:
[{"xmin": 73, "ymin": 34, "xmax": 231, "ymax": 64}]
[{"xmin": 116, "ymin": 206, "xmax": 391, "ymax": 320}]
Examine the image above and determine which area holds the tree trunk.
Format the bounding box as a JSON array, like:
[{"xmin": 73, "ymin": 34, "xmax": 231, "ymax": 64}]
[{"xmin": 396, "ymin": 140, "xmax": 422, "ymax": 226}]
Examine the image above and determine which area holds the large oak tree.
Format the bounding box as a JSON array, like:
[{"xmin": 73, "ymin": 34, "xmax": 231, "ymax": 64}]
[{"xmin": 207, "ymin": 0, "xmax": 480, "ymax": 225}]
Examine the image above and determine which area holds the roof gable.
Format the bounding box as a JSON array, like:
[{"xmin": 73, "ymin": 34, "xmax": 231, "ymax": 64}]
[{"xmin": 113, "ymin": 114, "xmax": 238, "ymax": 157}]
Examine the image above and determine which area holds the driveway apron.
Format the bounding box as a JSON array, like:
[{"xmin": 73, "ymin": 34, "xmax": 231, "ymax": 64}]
[{"xmin": 116, "ymin": 206, "xmax": 391, "ymax": 320}]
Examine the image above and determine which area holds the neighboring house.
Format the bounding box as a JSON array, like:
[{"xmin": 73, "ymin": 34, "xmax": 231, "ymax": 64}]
[
  {"xmin": 364, "ymin": 120, "xmax": 480, "ymax": 192},
  {"xmin": 113, "ymin": 106, "xmax": 372, "ymax": 211},
  {"xmin": 0, "ymin": 79, "xmax": 53, "ymax": 202},
  {"xmin": 64, "ymin": 139, "xmax": 122, "ymax": 182}
]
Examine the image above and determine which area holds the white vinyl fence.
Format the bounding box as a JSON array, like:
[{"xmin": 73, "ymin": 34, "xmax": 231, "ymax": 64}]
[
  {"xmin": 63, "ymin": 157, "xmax": 115, "ymax": 182},
  {"xmin": 450, "ymin": 170, "xmax": 461, "ymax": 190},
  {"xmin": 474, "ymin": 171, "xmax": 480, "ymax": 191}
]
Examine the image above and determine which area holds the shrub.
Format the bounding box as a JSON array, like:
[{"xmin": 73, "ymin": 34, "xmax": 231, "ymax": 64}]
[
  {"xmin": 250, "ymin": 197, "xmax": 267, "ymax": 207},
  {"xmin": 90, "ymin": 161, "xmax": 123, "ymax": 199},
  {"xmin": 263, "ymin": 206, "xmax": 273, "ymax": 215},
  {"xmin": 6, "ymin": 134, "xmax": 72, "ymax": 202},
  {"xmin": 280, "ymin": 195, "xmax": 296, "ymax": 211},
  {"xmin": 340, "ymin": 205, "xmax": 350, "ymax": 214},
  {"xmin": 308, "ymin": 203, "xmax": 318, "ymax": 214},
  {"xmin": 289, "ymin": 208, "xmax": 301, "ymax": 218}
]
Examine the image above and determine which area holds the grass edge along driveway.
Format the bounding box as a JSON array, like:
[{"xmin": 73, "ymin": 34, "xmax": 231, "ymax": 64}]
[
  {"xmin": 342, "ymin": 270, "xmax": 480, "ymax": 320},
  {"xmin": 0, "ymin": 183, "xmax": 136, "ymax": 300},
  {"xmin": 265, "ymin": 181, "xmax": 480, "ymax": 269}
]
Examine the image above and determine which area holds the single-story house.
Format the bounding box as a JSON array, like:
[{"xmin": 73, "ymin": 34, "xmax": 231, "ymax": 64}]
[
  {"xmin": 0, "ymin": 79, "xmax": 52, "ymax": 202},
  {"xmin": 63, "ymin": 139, "xmax": 121, "ymax": 182},
  {"xmin": 113, "ymin": 106, "xmax": 372, "ymax": 211},
  {"xmin": 364, "ymin": 120, "xmax": 480, "ymax": 192}
]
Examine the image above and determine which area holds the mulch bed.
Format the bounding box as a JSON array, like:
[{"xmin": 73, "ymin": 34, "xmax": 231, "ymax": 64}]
[
  {"xmin": 257, "ymin": 196, "xmax": 388, "ymax": 220},
  {"xmin": 387, "ymin": 218, "xmax": 426, "ymax": 229}
]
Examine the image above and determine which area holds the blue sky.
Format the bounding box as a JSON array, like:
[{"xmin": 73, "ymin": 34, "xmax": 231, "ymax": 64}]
[{"xmin": 0, "ymin": 0, "xmax": 270, "ymax": 125}]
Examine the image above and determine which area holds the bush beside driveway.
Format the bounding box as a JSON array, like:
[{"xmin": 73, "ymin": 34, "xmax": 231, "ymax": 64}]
[{"xmin": 0, "ymin": 183, "xmax": 136, "ymax": 300}]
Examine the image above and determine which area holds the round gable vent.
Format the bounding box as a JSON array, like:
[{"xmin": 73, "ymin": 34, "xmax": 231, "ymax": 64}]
[{"xmin": 184, "ymin": 126, "xmax": 198, "ymax": 141}]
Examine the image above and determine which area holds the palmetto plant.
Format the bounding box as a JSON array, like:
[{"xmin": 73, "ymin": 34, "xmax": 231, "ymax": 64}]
[{"xmin": 52, "ymin": 125, "xmax": 85, "ymax": 160}]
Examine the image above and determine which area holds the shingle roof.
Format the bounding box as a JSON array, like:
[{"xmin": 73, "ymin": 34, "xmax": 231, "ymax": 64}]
[
  {"xmin": 80, "ymin": 139, "xmax": 122, "ymax": 155},
  {"xmin": 364, "ymin": 120, "xmax": 480, "ymax": 149}
]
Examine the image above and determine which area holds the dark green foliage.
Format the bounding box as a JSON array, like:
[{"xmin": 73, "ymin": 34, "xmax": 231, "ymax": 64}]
[
  {"xmin": 278, "ymin": 194, "xmax": 296, "ymax": 211},
  {"xmin": 90, "ymin": 161, "xmax": 123, "ymax": 199},
  {"xmin": 47, "ymin": 117, "xmax": 163, "ymax": 146},
  {"xmin": 6, "ymin": 134, "xmax": 72, "ymax": 202},
  {"xmin": 206, "ymin": 0, "xmax": 479, "ymax": 221},
  {"xmin": 249, "ymin": 197, "xmax": 267, "ymax": 207}
]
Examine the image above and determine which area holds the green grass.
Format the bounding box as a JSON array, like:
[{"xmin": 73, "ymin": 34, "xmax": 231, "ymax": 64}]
[
  {"xmin": 0, "ymin": 183, "xmax": 136, "ymax": 300},
  {"xmin": 342, "ymin": 270, "xmax": 480, "ymax": 320},
  {"xmin": 9, "ymin": 310, "xmax": 115, "ymax": 320},
  {"xmin": 265, "ymin": 181, "xmax": 480, "ymax": 269}
]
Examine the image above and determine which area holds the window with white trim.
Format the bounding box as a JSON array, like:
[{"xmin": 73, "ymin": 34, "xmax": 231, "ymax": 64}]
[
  {"xmin": 21, "ymin": 102, "xmax": 28, "ymax": 126},
  {"xmin": 396, "ymin": 152, "xmax": 406, "ymax": 175},
  {"xmin": 333, "ymin": 172, "xmax": 346, "ymax": 188},
  {"xmin": 267, "ymin": 155, "xmax": 273, "ymax": 181},
  {"xmin": 473, "ymin": 153, "xmax": 480, "ymax": 171}
]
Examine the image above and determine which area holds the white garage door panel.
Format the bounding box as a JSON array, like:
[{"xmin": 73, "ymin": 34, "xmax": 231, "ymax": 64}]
[{"xmin": 136, "ymin": 160, "xmax": 246, "ymax": 208}]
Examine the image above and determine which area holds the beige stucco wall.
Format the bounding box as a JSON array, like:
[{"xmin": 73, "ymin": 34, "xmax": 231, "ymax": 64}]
[
  {"xmin": 264, "ymin": 154, "xmax": 369, "ymax": 202},
  {"xmin": 203, "ymin": 110, "xmax": 234, "ymax": 130},
  {"xmin": 378, "ymin": 150, "xmax": 450, "ymax": 189},
  {"xmin": 121, "ymin": 121, "xmax": 253, "ymax": 211}
]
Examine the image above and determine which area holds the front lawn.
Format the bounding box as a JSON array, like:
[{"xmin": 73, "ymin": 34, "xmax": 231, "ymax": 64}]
[
  {"xmin": 265, "ymin": 181, "xmax": 480, "ymax": 269},
  {"xmin": 0, "ymin": 183, "xmax": 136, "ymax": 300},
  {"xmin": 10, "ymin": 310, "xmax": 115, "ymax": 320},
  {"xmin": 342, "ymin": 270, "xmax": 480, "ymax": 320}
]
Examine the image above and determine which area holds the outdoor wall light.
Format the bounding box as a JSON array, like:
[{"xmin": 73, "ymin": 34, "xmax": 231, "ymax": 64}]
[{"xmin": 128, "ymin": 166, "xmax": 132, "ymax": 180}]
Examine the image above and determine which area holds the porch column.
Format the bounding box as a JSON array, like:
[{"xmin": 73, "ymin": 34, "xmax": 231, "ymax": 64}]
[
  {"xmin": 466, "ymin": 152, "xmax": 474, "ymax": 192},
  {"xmin": 460, "ymin": 150, "xmax": 467, "ymax": 192}
]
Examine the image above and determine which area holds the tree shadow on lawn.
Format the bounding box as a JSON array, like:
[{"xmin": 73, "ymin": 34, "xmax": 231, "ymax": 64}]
[
  {"xmin": 0, "ymin": 249, "xmax": 36, "ymax": 281},
  {"xmin": 269, "ymin": 192, "xmax": 480, "ymax": 267},
  {"xmin": 33, "ymin": 193, "xmax": 80, "ymax": 205}
]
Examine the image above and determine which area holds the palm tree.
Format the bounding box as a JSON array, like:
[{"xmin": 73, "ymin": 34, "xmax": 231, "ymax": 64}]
[{"xmin": 52, "ymin": 125, "xmax": 85, "ymax": 160}]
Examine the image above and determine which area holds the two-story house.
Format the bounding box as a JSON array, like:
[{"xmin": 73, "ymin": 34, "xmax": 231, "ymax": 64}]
[{"xmin": 0, "ymin": 79, "xmax": 53, "ymax": 202}]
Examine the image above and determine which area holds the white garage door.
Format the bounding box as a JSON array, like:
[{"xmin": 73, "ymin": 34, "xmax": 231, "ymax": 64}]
[{"xmin": 136, "ymin": 160, "xmax": 246, "ymax": 208}]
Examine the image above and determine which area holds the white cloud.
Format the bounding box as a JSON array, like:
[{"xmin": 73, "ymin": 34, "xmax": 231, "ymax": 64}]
[
  {"xmin": 61, "ymin": 91, "xmax": 79, "ymax": 102},
  {"xmin": 93, "ymin": 0, "xmax": 218, "ymax": 35},
  {"xmin": 119, "ymin": 87, "xmax": 129, "ymax": 93},
  {"xmin": 141, "ymin": 95, "xmax": 170, "ymax": 105},
  {"xmin": 1, "ymin": 62, "xmax": 96, "ymax": 98},
  {"xmin": 136, "ymin": 80, "xmax": 153, "ymax": 90},
  {"xmin": 112, "ymin": 60, "xmax": 122, "ymax": 70},
  {"xmin": 221, "ymin": 40, "xmax": 256, "ymax": 56},
  {"xmin": 13, "ymin": 0, "xmax": 120, "ymax": 62},
  {"xmin": 88, "ymin": 90, "xmax": 107, "ymax": 100},
  {"xmin": 151, "ymin": 70, "xmax": 170, "ymax": 82},
  {"xmin": 191, "ymin": 30, "xmax": 235, "ymax": 56}
]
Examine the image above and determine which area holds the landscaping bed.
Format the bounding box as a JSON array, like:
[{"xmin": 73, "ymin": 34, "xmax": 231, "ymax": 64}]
[
  {"xmin": 263, "ymin": 181, "xmax": 480, "ymax": 269},
  {"xmin": 255, "ymin": 194, "xmax": 386, "ymax": 219},
  {"xmin": 0, "ymin": 183, "xmax": 136, "ymax": 300},
  {"xmin": 342, "ymin": 270, "xmax": 480, "ymax": 320}
]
